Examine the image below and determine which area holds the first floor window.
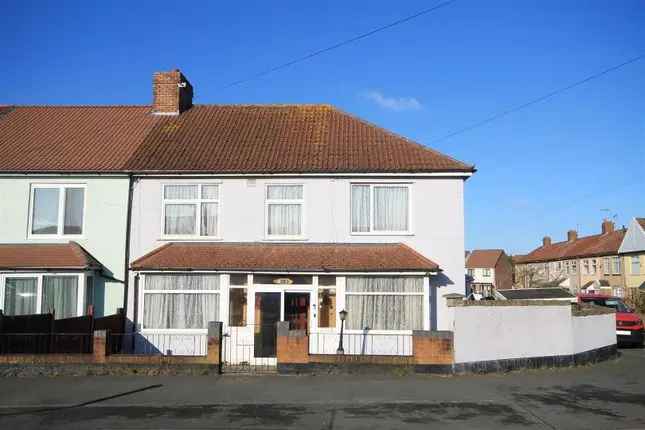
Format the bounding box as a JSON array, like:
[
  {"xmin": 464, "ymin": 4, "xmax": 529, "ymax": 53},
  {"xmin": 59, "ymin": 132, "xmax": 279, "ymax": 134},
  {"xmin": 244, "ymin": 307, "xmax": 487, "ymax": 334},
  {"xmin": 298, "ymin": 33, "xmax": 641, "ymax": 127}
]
[
  {"xmin": 351, "ymin": 184, "xmax": 410, "ymax": 233},
  {"xmin": 591, "ymin": 259, "xmax": 597, "ymax": 274},
  {"xmin": 612, "ymin": 257, "xmax": 621, "ymax": 275},
  {"xmin": 143, "ymin": 274, "xmax": 220, "ymax": 329},
  {"xmin": 30, "ymin": 185, "xmax": 85, "ymax": 236},
  {"xmin": 467, "ymin": 269, "xmax": 474, "ymax": 277},
  {"xmin": 483, "ymin": 268, "xmax": 491, "ymax": 277},
  {"xmin": 345, "ymin": 276, "xmax": 423, "ymax": 331},
  {"xmin": 571, "ymin": 260, "xmax": 577, "ymax": 273},
  {"xmin": 632, "ymin": 256, "xmax": 641, "ymax": 275},
  {"xmin": 163, "ymin": 184, "xmax": 219, "ymax": 237},
  {"xmin": 583, "ymin": 260, "xmax": 590, "ymax": 275},
  {"xmin": 3, "ymin": 277, "xmax": 37, "ymax": 316},
  {"xmin": 266, "ymin": 185, "xmax": 304, "ymax": 237},
  {"xmin": 603, "ymin": 258, "xmax": 611, "ymax": 275}
]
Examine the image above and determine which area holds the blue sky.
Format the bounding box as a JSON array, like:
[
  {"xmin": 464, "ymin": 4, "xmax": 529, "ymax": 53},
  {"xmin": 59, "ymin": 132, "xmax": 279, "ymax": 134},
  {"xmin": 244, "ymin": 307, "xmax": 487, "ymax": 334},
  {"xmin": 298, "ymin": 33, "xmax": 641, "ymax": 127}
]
[{"xmin": 2, "ymin": 0, "xmax": 644, "ymax": 255}]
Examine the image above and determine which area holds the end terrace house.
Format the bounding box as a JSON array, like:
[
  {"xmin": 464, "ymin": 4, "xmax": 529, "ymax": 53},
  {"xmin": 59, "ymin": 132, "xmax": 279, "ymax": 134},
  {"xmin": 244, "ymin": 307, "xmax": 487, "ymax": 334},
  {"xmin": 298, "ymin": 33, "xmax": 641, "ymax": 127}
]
[{"xmin": 0, "ymin": 70, "xmax": 475, "ymax": 360}]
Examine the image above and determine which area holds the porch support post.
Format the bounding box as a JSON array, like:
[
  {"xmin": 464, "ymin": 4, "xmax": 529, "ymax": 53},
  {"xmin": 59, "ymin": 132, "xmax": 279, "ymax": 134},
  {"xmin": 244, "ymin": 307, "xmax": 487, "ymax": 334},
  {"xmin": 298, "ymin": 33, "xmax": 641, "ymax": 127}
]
[
  {"xmin": 207, "ymin": 321, "xmax": 223, "ymax": 371},
  {"xmin": 92, "ymin": 330, "xmax": 107, "ymax": 363}
]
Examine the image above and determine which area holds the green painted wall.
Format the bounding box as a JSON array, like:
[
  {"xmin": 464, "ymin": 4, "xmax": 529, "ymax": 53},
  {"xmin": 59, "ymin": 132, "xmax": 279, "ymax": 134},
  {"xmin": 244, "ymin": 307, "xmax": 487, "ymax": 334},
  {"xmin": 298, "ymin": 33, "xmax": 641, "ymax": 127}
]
[{"xmin": 0, "ymin": 176, "xmax": 129, "ymax": 315}]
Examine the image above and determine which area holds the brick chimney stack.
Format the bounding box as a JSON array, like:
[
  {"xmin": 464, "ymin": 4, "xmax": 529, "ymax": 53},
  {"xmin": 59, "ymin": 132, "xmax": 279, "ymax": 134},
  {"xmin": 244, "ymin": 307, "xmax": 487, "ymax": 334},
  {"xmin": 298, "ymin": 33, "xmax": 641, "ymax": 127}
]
[
  {"xmin": 567, "ymin": 230, "xmax": 577, "ymax": 242},
  {"xmin": 542, "ymin": 236, "xmax": 552, "ymax": 247},
  {"xmin": 601, "ymin": 219, "xmax": 615, "ymax": 235},
  {"xmin": 152, "ymin": 69, "xmax": 193, "ymax": 115}
]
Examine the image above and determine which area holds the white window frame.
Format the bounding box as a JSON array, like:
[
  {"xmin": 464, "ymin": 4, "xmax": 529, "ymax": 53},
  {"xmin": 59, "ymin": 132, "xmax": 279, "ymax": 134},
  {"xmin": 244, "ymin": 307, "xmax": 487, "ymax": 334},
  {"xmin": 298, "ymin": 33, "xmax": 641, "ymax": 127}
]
[
  {"xmin": 28, "ymin": 184, "xmax": 87, "ymax": 239},
  {"xmin": 264, "ymin": 183, "xmax": 306, "ymax": 240},
  {"xmin": 0, "ymin": 272, "xmax": 86, "ymax": 318},
  {"xmin": 612, "ymin": 256, "xmax": 621, "ymax": 275},
  {"xmin": 350, "ymin": 183, "xmax": 413, "ymax": 235},
  {"xmin": 632, "ymin": 256, "xmax": 641, "ymax": 275},
  {"xmin": 483, "ymin": 268, "xmax": 491, "ymax": 277},
  {"xmin": 139, "ymin": 273, "xmax": 221, "ymax": 334},
  {"xmin": 160, "ymin": 183, "xmax": 221, "ymax": 240},
  {"xmin": 344, "ymin": 276, "xmax": 427, "ymax": 334}
]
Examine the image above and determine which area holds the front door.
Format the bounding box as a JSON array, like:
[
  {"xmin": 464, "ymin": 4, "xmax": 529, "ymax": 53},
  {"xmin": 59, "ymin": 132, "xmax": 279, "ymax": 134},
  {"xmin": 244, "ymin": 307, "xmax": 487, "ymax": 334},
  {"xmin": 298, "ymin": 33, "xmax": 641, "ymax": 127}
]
[
  {"xmin": 284, "ymin": 292, "xmax": 310, "ymax": 331},
  {"xmin": 254, "ymin": 292, "xmax": 280, "ymax": 357}
]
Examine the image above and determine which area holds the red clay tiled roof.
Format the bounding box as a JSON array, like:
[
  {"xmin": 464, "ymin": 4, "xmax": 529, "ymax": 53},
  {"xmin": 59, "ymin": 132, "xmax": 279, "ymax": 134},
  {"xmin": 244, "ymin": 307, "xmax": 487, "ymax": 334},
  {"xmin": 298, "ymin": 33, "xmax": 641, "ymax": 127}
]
[
  {"xmin": 0, "ymin": 105, "xmax": 473, "ymax": 174},
  {"xmin": 131, "ymin": 242, "xmax": 440, "ymax": 272},
  {"xmin": 0, "ymin": 106, "xmax": 158, "ymax": 172},
  {"xmin": 0, "ymin": 242, "xmax": 102, "ymax": 270},
  {"xmin": 465, "ymin": 249, "xmax": 504, "ymax": 268},
  {"xmin": 518, "ymin": 229, "xmax": 626, "ymax": 264}
]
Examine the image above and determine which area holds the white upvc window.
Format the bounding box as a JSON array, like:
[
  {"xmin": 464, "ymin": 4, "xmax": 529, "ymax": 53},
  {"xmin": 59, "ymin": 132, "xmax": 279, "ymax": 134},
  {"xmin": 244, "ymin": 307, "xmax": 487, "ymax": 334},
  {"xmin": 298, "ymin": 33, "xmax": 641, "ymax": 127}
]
[
  {"xmin": 603, "ymin": 257, "xmax": 611, "ymax": 275},
  {"xmin": 632, "ymin": 256, "xmax": 641, "ymax": 275},
  {"xmin": 350, "ymin": 183, "xmax": 412, "ymax": 234},
  {"xmin": 141, "ymin": 274, "xmax": 220, "ymax": 331},
  {"xmin": 345, "ymin": 276, "xmax": 424, "ymax": 331},
  {"xmin": 265, "ymin": 184, "xmax": 305, "ymax": 239},
  {"xmin": 162, "ymin": 184, "xmax": 220, "ymax": 238},
  {"xmin": 483, "ymin": 268, "xmax": 491, "ymax": 277},
  {"xmin": 612, "ymin": 256, "xmax": 621, "ymax": 275},
  {"xmin": 28, "ymin": 184, "xmax": 86, "ymax": 238},
  {"xmin": 0, "ymin": 273, "xmax": 85, "ymax": 319}
]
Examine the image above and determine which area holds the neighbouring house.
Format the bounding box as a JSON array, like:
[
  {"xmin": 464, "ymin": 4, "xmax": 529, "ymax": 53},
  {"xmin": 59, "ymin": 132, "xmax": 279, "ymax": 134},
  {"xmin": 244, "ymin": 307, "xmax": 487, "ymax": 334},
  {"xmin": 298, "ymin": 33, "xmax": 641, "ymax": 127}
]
[
  {"xmin": 513, "ymin": 220, "xmax": 626, "ymax": 296},
  {"xmin": 0, "ymin": 106, "xmax": 152, "ymax": 316},
  {"xmin": 618, "ymin": 218, "xmax": 645, "ymax": 292},
  {"xmin": 465, "ymin": 249, "xmax": 513, "ymax": 296},
  {"xmin": 495, "ymin": 287, "xmax": 576, "ymax": 303},
  {"xmin": 0, "ymin": 70, "xmax": 475, "ymax": 362}
]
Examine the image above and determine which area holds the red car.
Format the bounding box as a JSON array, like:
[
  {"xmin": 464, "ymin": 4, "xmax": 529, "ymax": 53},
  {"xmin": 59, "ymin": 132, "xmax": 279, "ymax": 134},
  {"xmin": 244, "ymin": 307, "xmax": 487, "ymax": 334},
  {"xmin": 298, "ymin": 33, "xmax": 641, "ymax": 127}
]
[{"xmin": 578, "ymin": 293, "xmax": 644, "ymax": 346}]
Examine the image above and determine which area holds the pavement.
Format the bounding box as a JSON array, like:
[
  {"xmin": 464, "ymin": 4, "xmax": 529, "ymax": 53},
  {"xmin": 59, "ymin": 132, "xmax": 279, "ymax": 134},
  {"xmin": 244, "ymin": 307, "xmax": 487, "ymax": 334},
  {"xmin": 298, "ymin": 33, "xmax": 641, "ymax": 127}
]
[{"xmin": 0, "ymin": 348, "xmax": 644, "ymax": 429}]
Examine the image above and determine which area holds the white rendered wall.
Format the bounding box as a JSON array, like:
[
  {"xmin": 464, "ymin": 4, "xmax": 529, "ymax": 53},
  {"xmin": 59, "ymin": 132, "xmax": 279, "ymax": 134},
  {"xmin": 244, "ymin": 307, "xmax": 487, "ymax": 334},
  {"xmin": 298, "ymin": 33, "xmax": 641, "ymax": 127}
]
[
  {"xmin": 572, "ymin": 313, "xmax": 615, "ymax": 354},
  {"xmin": 452, "ymin": 304, "xmax": 616, "ymax": 364},
  {"xmin": 128, "ymin": 176, "xmax": 467, "ymax": 330},
  {"xmin": 453, "ymin": 305, "xmax": 573, "ymax": 363}
]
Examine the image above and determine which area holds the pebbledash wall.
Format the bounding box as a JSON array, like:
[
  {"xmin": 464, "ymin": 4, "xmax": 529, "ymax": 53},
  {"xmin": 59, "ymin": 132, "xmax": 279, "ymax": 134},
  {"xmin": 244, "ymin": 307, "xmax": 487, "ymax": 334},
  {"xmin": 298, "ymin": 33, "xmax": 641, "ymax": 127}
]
[
  {"xmin": 450, "ymin": 301, "xmax": 616, "ymax": 372},
  {"xmin": 0, "ymin": 176, "xmax": 129, "ymax": 316},
  {"xmin": 127, "ymin": 176, "xmax": 466, "ymax": 331}
]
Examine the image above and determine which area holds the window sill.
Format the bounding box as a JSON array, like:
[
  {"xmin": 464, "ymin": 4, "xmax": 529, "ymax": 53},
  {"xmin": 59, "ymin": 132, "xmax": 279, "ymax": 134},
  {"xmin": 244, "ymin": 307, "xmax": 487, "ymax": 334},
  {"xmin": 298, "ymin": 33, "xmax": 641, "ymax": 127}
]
[
  {"xmin": 262, "ymin": 237, "xmax": 309, "ymax": 242},
  {"xmin": 28, "ymin": 235, "xmax": 85, "ymax": 240},
  {"xmin": 350, "ymin": 232, "xmax": 415, "ymax": 237},
  {"xmin": 158, "ymin": 237, "xmax": 223, "ymax": 242}
]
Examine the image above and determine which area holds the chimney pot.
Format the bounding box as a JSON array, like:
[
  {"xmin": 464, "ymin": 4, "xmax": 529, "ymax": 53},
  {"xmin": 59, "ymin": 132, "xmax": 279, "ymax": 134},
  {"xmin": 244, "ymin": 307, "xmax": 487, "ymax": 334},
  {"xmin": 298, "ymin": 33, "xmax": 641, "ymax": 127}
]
[
  {"xmin": 542, "ymin": 236, "xmax": 552, "ymax": 247},
  {"xmin": 601, "ymin": 219, "xmax": 614, "ymax": 235},
  {"xmin": 567, "ymin": 230, "xmax": 577, "ymax": 242},
  {"xmin": 152, "ymin": 69, "xmax": 193, "ymax": 115}
]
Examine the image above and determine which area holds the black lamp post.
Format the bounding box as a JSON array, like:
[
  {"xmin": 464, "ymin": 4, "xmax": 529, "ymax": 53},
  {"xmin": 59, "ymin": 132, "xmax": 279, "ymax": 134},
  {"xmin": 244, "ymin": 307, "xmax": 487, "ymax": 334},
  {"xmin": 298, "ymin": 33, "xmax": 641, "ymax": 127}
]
[{"xmin": 337, "ymin": 309, "xmax": 348, "ymax": 354}]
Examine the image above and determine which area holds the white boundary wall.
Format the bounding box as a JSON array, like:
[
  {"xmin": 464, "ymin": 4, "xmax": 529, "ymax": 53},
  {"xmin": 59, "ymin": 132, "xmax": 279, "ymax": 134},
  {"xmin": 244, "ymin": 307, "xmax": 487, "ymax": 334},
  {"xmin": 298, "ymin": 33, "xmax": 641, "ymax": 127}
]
[{"xmin": 452, "ymin": 302, "xmax": 615, "ymax": 364}]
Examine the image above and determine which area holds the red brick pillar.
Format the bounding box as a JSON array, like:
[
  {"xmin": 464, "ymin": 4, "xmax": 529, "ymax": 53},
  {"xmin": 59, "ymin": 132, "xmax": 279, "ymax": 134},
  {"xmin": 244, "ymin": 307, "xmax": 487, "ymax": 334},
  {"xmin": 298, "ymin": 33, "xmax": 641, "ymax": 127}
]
[
  {"xmin": 276, "ymin": 321, "xmax": 309, "ymax": 373},
  {"xmin": 207, "ymin": 321, "xmax": 222, "ymax": 369},
  {"xmin": 93, "ymin": 330, "xmax": 107, "ymax": 363},
  {"xmin": 413, "ymin": 330, "xmax": 454, "ymax": 373}
]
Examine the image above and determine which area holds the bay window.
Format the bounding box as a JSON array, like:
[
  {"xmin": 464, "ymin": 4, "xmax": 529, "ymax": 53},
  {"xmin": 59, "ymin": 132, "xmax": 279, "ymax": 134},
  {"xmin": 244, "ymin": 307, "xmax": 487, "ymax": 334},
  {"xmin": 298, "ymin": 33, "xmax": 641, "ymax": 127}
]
[
  {"xmin": 345, "ymin": 276, "xmax": 423, "ymax": 331},
  {"xmin": 142, "ymin": 274, "xmax": 220, "ymax": 330},
  {"xmin": 30, "ymin": 184, "xmax": 85, "ymax": 237},
  {"xmin": 2, "ymin": 274, "xmax": 82, "ymax": 318},
  {"xmin": 265, "ymin": 185, "xmax": 304, "ymax": 238},
  {"xmin": 351, "ymin": 184, "xmax": 410, "ymax": 234},
  {"xmin": 162, "ymin": 184, "xmax": 220, "ymax": 237}
]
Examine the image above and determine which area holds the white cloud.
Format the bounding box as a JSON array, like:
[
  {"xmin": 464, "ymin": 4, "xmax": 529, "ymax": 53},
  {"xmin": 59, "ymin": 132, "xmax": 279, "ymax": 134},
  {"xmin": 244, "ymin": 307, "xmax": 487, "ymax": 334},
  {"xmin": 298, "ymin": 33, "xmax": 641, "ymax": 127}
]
[{"xmin": 363, "ymin": 90, "xmax": 422, "ymax": 111}]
